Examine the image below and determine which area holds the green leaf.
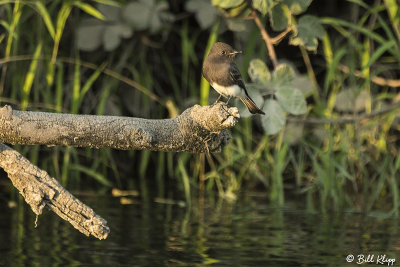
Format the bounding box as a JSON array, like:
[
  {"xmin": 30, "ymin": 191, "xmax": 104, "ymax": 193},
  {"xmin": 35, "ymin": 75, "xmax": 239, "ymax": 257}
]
[
  {"xmin": 34, "ymin": 2, "xmax": 55, "ymax": 39},
  {"xmin": 185, "ymin": 0, "xmax": 217, "ymax": 29},
  {"xmin": 123, "ymin": 0, "xmax": 173, "ymax": 33},
  {"xmin": 261, "ymin": 99, "xmax": 286, "ymax": 135},
  {"xmin": 78, "ymin": 63, "xmax": 107, "ymax": 107},
  {"xmin": 225, "ymin": 18, "xmax": 248, "ymax": 32},
  {"xmin": 275, "ymin": 86, "xmax": 307, "ymax": 115},
  {"xmin": 73, "ymin": 2, "xmax": 105, "ymax": 20},
  {"xmin": 103, "ymin": 24, "xmax": 133, "ymax": 51},
  {"xmin": 22, "ymin": 42, "xmax": 42, "ymax": 110},
  {"xmin": 76, "ymin": 18, "xmax": 104, "ymax": 52},
  {"xmin": 90, "ymin": 0, "xmax": 121, "ymax": 7},
  {"xmin": 252, "ymin": 0, "xmax": 272, "ymax": 15},
  {"xmin": 70, "ymin": 164, "xmax": 112, "ymax": 187},
  {"xmin": 362, "ymin": 40, "xmax": 395, "ymax": 71},
  {"xmin": 271, "ymin": 63, "xmax": 296, "ymax": 88},
  {"xmin": 283, "ymin": 0, "xmax": 312, "ymax": 15},
  {"xmin": 292, "ymin": 75, "xmax": 315, "ymax": 96},
  {"xmin": 248, "ymin": 59, "xmax": 270, "ymax": 86},
  {"xmin": 211, "ymin": 0, "xmax": 244, "ymax": 9},
  {"xmin": 270, "ymin": 3, "xmax": 288, "ymax": 31},
  {"xmin": 291, "ymin": 15, "xmax": 324, "ymax": 51}
]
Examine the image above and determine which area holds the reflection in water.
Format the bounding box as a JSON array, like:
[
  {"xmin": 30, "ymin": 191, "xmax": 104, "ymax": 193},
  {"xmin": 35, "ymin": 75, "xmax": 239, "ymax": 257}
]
[{"xmin": 0, "ymin": 192, "xmax": 399, "ymax": 266}]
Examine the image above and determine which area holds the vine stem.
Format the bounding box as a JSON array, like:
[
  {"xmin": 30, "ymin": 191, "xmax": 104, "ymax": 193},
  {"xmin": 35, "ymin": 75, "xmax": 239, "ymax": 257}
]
[{"xmin": 251, "ymin": 10, "xmax": 278, "ymax": 68}]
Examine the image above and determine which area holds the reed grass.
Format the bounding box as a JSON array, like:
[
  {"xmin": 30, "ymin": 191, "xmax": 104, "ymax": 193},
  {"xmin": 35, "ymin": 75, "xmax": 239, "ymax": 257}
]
[{"xmin": 0, "ymin": 0, "xmax": 399, "ymax": 216}]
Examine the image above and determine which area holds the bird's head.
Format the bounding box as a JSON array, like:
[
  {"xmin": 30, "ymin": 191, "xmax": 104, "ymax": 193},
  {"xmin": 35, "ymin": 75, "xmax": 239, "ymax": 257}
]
[{"xmin": 208, "ymin": 42, "xmax": 242, "ymax": 62}]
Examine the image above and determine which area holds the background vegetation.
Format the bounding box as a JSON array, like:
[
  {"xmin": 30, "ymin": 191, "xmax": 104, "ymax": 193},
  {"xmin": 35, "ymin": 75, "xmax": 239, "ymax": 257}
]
[{"xmin": 0, "ymin": 0, "xmax": 399, "ymax": 216}]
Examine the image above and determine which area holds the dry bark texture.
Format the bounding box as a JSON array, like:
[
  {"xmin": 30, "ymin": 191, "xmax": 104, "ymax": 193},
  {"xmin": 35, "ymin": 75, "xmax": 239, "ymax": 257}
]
[
  {"xmin": 0, "ymin": 103, "xmax": 240, "ymax": 239},
  {"xmin": 0, "ymin": 142, "xmax": 109, "ymax": 239},
  {"xmin": 0, "ymin": 103, "xmax": 240, "ymax": 152}
]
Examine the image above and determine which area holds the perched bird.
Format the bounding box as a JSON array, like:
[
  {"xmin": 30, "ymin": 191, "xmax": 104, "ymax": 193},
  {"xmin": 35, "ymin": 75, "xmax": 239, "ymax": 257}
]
[{"xmin": 202, "ymin": 42, "xmax": 265, "ymax": 115}]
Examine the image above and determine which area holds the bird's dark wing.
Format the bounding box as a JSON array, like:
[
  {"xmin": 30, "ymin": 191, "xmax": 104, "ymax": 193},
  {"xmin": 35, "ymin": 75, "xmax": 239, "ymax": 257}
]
[{"xmin": 229, "ymin": 64, "xmax": 246, "ymax": 90}]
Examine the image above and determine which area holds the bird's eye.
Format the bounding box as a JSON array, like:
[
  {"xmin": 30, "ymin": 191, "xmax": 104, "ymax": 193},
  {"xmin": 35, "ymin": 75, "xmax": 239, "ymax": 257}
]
[{"xmin": 221, "ymin": 50, "xmax": 226, "ymax": 55}]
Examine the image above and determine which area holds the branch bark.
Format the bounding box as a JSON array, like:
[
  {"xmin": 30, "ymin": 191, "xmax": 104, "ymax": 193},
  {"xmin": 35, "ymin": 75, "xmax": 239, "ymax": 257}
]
[
  {"xmin": 0, "ymin": 142, "xmax": 109, "ymax": 239},
  {"xmin": 0, "ymin": 103, "xmax": 240, "ymax": 239},
  {"xmin": 0, "ymin": 103, "xmax": 239, "ymax": 153}
]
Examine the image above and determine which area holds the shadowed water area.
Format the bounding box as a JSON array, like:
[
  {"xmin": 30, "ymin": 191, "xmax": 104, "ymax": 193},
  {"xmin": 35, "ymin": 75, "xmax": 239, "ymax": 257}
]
[{"xmin": 1, "ymin": 189, "xmax": 399, "ymax": 266}]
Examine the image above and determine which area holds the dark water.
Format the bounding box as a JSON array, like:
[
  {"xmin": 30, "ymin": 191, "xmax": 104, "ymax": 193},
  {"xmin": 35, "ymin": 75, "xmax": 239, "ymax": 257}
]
[{"xmin": 1, "ymin": 190, "xmax": 399, "ymax": 267}]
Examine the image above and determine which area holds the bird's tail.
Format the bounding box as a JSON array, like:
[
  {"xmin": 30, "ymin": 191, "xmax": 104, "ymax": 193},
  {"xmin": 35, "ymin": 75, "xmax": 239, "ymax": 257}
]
[{"xmin": 240, "ymin": 96, "xmax": 265, "ymax": 115}]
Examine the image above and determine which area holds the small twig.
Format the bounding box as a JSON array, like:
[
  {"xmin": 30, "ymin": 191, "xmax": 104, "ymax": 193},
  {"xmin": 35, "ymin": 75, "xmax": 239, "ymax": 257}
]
[
  {"xmin": 288, "ymin": 100, "xmax": 400, "ymax": 125},
  {"xmin": 270, "ymin": 26, "xmax": 293, "ymax": 45},
  {"xmin": 251, "ymin": 10, "xmax": 278, "ymax": 68}
]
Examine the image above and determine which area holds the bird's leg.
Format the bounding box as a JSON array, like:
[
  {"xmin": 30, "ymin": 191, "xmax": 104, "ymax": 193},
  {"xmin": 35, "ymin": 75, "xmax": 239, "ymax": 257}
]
[
  {"xmin": 213, "ymin": 95, "xmax": 222, "ymax": 105},
  {"xmin": 225, "ymin": 96, "xmax": 232, "ymax": 104}
]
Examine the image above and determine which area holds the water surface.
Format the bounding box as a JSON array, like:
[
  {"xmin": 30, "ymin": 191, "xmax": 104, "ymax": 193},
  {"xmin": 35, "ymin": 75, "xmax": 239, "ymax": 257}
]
[{"xmin": 0, "ymin": 191, "xmax": 399, "ymax": 266}]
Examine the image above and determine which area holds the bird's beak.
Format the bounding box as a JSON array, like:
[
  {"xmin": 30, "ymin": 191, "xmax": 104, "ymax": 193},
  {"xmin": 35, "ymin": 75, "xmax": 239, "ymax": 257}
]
[{"xmin": 230, "ymin": 50, "xmax": 242, "ymax": 55}]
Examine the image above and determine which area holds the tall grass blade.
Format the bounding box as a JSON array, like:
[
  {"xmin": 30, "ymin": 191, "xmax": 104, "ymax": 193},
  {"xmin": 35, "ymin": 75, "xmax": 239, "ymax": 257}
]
[
  {"xmin": 72, "ymin": 2, "xmax": 105, "ymax": 20},
  {"xmin": 33, "ymin": 1, "xmax": 55, "ymax": 39},
  {"xmin": 200, "ymin": 19, "xmax": 219, "ymax": 106},
  {"xmin": 21, "ymin": 42, "xmax": 42, "ymax": 110},
  {"xmin": 71, "ymin": 164, "xmax": 112, "ymax": 187}
]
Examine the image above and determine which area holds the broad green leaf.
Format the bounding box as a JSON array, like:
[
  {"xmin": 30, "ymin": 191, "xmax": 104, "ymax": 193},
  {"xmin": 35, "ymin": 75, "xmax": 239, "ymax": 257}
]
[
  {"xmin": 97, "ymin": 3, "xmax": 121, "ymax": 20},
  {"xmin": 34, "ymin": 2, "xmax": 55, "ymax": 39},
  {"xmin": 292, "ymin": 15, "xmax": 324, "ymax": 51},
  {"xmin": 292, "ymin": 75, "xmax": 315, "ymax": 96},
  {"xmin": 261, "ymin": 99, "xmax": 286, "ymax": 135},
  {"xmin": 103, "ymin": 24, "xmax": 133, "ymax": 51},
  {"xmin": 252, "ymin": 0, "xmax": 272, "ymax": 15},
  {"xmin": 123, "ymin": 1, "xmax": 154, "ymax": 30},
  {"xmin": 270, "ymin": 3, "xmax": 288, "ymax": 31},
  {"xmin": 123, "ymin": 0, "xmax": 173, "ymax": 33},
  {"xmin": 283, "ymin": 0, "xmax": 312, "ymax": 15},
  {"xmin": 76, "ymin": 18, "xmax": 104, "ymax": 51},
  {"xmin": 271, "ymin": 63, "xmax": 296, "ymax": 88},
  {"xmin": 211, "ymin": 0, "xmax": 244, "ymax": 9},
  {"xmin": 248, "ymin": 59, "xmax": 270, "ymax": 86},
  {"xmin": 275, "ymin": 86, "xmax": 307, "ymax": 115},
  {"xmin": 185, "ymin": 0, "xmax": 217, "ymax": 29},
  {"xmin": 225, "ymin": 18, "xmax": 247, "ymax": 32}
]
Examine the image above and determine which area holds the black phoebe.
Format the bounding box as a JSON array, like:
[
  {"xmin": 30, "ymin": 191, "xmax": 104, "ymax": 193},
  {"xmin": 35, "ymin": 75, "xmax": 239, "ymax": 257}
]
[{"xmin": 202, "ymin": 42, "xmax": 265, "ymax": 115}]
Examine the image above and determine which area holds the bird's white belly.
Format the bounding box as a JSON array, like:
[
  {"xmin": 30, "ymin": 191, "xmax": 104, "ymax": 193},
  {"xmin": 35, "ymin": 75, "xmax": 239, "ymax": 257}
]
[{"xmin": 211, "ymin": 83, "xmax": 244, "ymax": 98}]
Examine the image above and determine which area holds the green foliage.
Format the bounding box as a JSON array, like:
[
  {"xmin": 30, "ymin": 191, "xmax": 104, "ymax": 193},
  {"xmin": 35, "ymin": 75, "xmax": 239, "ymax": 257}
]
[
  {"xmin": 185, "ymin": 0, "xmax": 218, "ymax": 29},
  {"xmin": 248, "ymin": 60, "xmax": 308, "ymax": 134},
  {"xmin": 123, "ymin": 0, "xmax": 173, "ymax": 33},
  {"xmin": 290, "ymin": 15, "xmax": 325, "ymax": 51},
  {"xmin": 212, "ymin": 0, "xmax": 244, "ymax": 9},
  {"xmin": 1, "ymin": 0, "xmax": 400, "ymax": 216},
  {"xmin": 261, "ymin": 99, "xmax": 286, "ymax": 135},
  {"xmin": 283, "ymin": 0, "xmax": 312, "ymax": 14},
  {"xmin": 252, "ymin": 0, "xmax": 272, "ymax": 15}
]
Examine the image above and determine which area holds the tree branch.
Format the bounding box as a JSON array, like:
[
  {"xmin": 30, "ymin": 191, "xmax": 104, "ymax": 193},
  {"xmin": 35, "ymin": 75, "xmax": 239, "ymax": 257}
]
[
  {"xmin": 0, "ymin": 103, "xmax": 240, "ymax": 153},
  {"xmin": 0, "ymin": 103, "xmax": 240, "ymax": 239},
  {"xmin": 251, "ymin": 10, "xmax": 279, "ymax": 68},
  {"xmin": 0, "ymin": 142, "xmax": 109, "ymax": 239}
]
